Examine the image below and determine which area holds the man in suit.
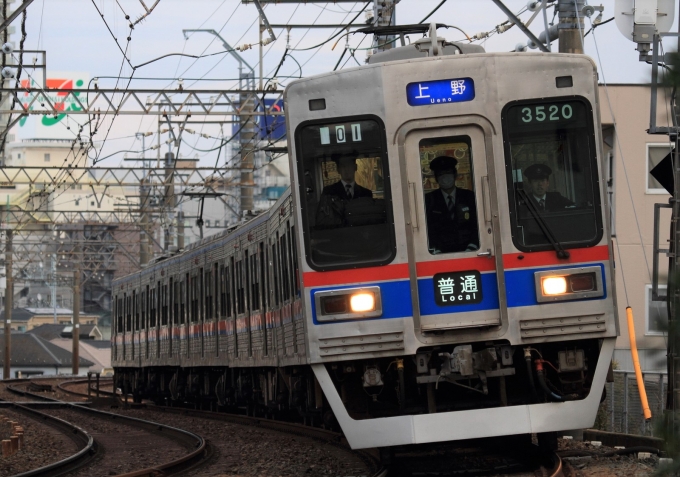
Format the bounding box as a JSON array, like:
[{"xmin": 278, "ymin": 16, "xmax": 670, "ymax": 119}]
[
  {"xmin": 320, "ymin": 156, "xmax": 373, "ymax": 200},
  {"xmin": 523, "ymin": 164, "xmax": 573, "ymax": 212},
  {"xmin": 424, "ymin": 156, "xmax": 479, "ymax": 254},
  {"xmin": 315, "ymin": 156, "xmax": 373, "ymax": 228}
]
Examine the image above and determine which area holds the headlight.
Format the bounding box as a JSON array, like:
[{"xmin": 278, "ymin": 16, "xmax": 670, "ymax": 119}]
[
  {"xmin": 350, "ymin": 292, "xmax": 375, "ymax": 312},
  {"xmin": 315, "ymin": 286, "xmax": 383, "ymax": 322},
  {"xmin": 542, "ymin": 276, "xmax": 567, "ymax": 295},
  {"xmin": 534, "ymin": 267, "xmax": 604, "ymax": 303}
]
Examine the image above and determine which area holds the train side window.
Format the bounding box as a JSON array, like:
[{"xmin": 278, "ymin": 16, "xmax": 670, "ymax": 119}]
[
  {"xmin": 133, "ymin": 291, "xmax": 139, "ymax": 331},
  {"xmin": 125, "ymin": 294, "xmax": 131, "ymax": 332},
  {"xmin": 502, "ymin": 98, "xmax": 603, "ymax": 251},
  {"xmin": 142, "ymin": 288, "xmax": 147, "ymax": 329},
  {"xmin": 272, "ymin": 242, "xmax": 280, "ymax": 306},
  {"xmin": 281, "ymin": 234, "xmax": 290, "ymax": 300},
  {"xmin": 236, "ymin": 260, "xmax": 245, "ymax": 314},
  {"xmin": 295, "ymin": 116, "xmax": 396, "ymax": 270},
  {"xmin": 251, "ymin": 251, "xmax": 260, "ymax": 311},
  {"xmin": 291, "ymin": 226, "xmax": 300, "ymax": 295},
  {"xmin": 214, "ymin": 263, "xmax": 220, "ymax": 318},
  {"xmin": 419, "ymin": 136, "xmax": 480, "ymax": 254},
  {"xmin": 180, "ymin": 279, "xmax": 186, "ymax": 324},
  {"xmin": 149, "ymin": 287, "xmax": 156, "ymax": 328},
  {"xmin": 205, "ymin": 268, "xmax": 213, "ymax": 320},
  {"xmin": 259, "ymin": 242, "xmax": 267, "ymax": 311},
  {"xmin": 191, "ymin": 274, "xmax": 199, "ymax": 323},
  {"xmin": 116, "ymin": 298, "xmax": 123, "ymax": 333},
  {"xmin": 225, "ymin": 264, "xmax": 232, "ymax": 318},
  {"xmin": 162, "ymin": 284, "xmax": 168, "ymax": 326},
  {"xmin": 173, "ymin": 280, "xmax": 179, "ymax": 325}
]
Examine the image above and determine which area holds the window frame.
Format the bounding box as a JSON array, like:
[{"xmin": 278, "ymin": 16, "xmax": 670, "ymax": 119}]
[
  {"xmin": 645, "ymin": 284, "xmax": 668, "ymax": 336},
  {"xmin": 646, "ymin": 142, "xmax": 674, "ymax": 195},
  {"xmin": 294, "ymin": 114, "xmax": 396, "ymax": 272},
  {"xmin": 501, "ymin": 95, "xmax": 604, "ymax": 253}
]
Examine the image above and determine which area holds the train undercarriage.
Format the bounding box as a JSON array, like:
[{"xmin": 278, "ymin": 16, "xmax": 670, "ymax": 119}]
[{"xmin": 115, "ymin": 337, "xmax": 606, "ymax": 438}]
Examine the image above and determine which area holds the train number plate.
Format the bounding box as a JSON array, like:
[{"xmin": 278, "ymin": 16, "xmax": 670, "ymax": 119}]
[{"xmin": 433, "ymin": 270, "xmax": 482, "ymax": 307}]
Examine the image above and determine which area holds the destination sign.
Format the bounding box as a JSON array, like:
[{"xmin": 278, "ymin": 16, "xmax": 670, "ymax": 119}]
[{"xmin": 406, "ymin": 77, "xmax": 475, "ymax": 107}]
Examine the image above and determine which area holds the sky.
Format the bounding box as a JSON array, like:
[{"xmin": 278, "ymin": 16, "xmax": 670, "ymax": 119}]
[{"xmin": 6, "ymin": 0, "xmax": 679, "ymax": 168}]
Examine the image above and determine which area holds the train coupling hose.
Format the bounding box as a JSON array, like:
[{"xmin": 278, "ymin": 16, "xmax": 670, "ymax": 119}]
[
  {"xmin": 534, "ymin": 360, "xmax": 579, "ymax": 402},
  {"xmin": 524, "ymin": 348, "xmax": 539, "ymax": 399}
]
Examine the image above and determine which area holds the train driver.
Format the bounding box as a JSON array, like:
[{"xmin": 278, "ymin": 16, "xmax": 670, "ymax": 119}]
[
  {"xmin": 315, "ymin": 155, "xmax": 373, "ymax": 228},
  {"xmin": 424, "ymin": 155, "xmax": 479, "ymax": 254},
  {"xmin": 321, "ymin": 156, "xmax": 373, "ymax": 201},
  {"xmin": 523, "ymin": 164, "xmax": 573, "ymax": 212}
]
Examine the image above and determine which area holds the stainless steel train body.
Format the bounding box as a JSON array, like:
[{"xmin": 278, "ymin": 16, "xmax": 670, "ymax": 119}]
[{"xmin": 112, "ymin": 40, "xmax": 618, "ymax": 450}]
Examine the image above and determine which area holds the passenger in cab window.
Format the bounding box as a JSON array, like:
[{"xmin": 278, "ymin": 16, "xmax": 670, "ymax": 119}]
[
  {"xmin": 523, "ymin": 164, "xmax": 573, "ymax": 212},
  {"xmin": 425, "ymin": 155, "xmax": 479, "ymax": 254}
]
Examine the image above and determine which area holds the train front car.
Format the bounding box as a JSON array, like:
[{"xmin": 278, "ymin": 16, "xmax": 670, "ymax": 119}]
[{"xmin": 286, "ymin": 39, "xmax": 617, "ymax": 449}]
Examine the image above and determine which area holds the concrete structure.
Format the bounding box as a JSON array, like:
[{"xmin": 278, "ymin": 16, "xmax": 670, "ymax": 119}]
[
  {"xmin": 1, "ymin": 139, "xmax": 141, "ymax": 314},
  {"xmin": 600, "ymin": 84, "xmax": 671, "ymax": 373}
]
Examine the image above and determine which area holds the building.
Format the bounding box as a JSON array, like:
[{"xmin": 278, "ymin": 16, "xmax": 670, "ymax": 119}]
[
  {"xmin": 0, "ymin": 307, "xmax": 99, "ymax": 332},
  {"xmin": 27, "ymin": 323, "xmax": 110, "ymax": 372},
  {"xmin": 600, "ymin": 84, "xmax": 671, "ymax": 373},
  {"xmin": 0, "ymin": 332, "xmax": 93, "ymax": 378}
]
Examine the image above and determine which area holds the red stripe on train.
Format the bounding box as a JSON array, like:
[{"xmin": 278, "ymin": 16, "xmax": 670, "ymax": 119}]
[
  {"xmin": 303, "ymin": 263, "xmax": 409, "ymax": 288},
  {"xmin": 416, "ymin": 256, "xmax": 497, "ymax": 277},
  {"xmin": 502, "ymin": 245, "xmax": 609, "ymax": 270}
]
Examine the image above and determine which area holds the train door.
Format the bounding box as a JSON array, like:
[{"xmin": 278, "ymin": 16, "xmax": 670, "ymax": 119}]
[{"xmin": 402, "ymin": 122, "xmax": 506, "ymax": 333}]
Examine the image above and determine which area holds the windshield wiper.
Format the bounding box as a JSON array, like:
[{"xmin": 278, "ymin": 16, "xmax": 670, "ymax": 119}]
[{"xmin": 517, "ymin": 189, "xmax": 570, "ymax": 259}]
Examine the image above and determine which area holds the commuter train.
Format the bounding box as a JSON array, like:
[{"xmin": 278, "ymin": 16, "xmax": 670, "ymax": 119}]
[{"xmin": 112, "ymin": 25, "xmax": 618, "ymax": 451}]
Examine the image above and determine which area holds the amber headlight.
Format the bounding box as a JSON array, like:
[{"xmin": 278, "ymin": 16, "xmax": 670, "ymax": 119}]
[
  {"xmin": 315, "ymin": 286, "xmax": 382, "ymax": 322},
  {"xmin": 534, "ymin": 266, "xmax": 604, "ymax": 303},
  {"xmin": 541, "ymin": 276, "xmax": 567, "ymax": 295},
  {"xmin": 350, "ymin": 292, "xmax": 375, "ymax": 312}
]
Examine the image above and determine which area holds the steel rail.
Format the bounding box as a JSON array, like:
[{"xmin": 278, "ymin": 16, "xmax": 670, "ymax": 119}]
[
  {"xmin": 0, "ymin": 399, "xmax": 97, "ymax": 477},
  {"xmin": 144, "ymin": 404, "xmax": 386, "ymax": 476},
  {"xmin": 57, "ymin": 378, "xmax": 117, "ymax": 399},
  {"xmin": 6, "ymin": 381, "xmax": 210, "ymax": 477}
]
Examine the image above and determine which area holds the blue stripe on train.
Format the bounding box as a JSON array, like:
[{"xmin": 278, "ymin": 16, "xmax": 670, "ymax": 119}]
[
  {"xmin": 310, "ymin": 263, "xmax": 608, "ymax": 324},
  {"xmin": 310, "ymin": 280, "xmax": 413, "ymax": 324}
]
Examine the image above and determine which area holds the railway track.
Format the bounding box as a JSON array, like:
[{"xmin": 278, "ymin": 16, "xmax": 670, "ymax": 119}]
[
  {"xmin": 3, "ymin": 381, "xmax": 209, "ymax": 477},
  {"xmin": 55, "ymin": 377, "xmax": 567, "ymax": 476},
  {"xmin": 57, "ymin": 379, "xmax": 562, "ymax": 476}
]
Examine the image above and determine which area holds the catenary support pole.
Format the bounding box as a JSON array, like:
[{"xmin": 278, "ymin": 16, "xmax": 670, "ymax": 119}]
[
  {"xmin": 72, "ymin": 265, "xmax": 80, "ymax": 375},
  {"xmin": 557, "ymin": 0, "xmax": 584, "ymax": 54},
  {"xmin": 3, "ymin": 229, "xmax": 10, "ymax": 380}
]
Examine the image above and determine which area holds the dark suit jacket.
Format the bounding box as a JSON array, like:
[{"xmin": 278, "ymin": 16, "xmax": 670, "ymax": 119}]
[
  {"xmin": 321, "ymin": 181, "xmax": 373, "ymax": 200},
  {"xmin": 424, "ymin": 188, "xmax": 479, "ymax": 253},
  {"xmin": 527, "ymin": 192, "xmax": 574, "ymax": 212}
]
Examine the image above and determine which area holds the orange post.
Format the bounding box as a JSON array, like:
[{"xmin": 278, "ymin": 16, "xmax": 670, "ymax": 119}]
[
  {"xmin": 2, "ymin": 440, "xmax": 10, "ymax": 456},
  {"xmin": 10, "ymin": 436, "xmax": 18, "ymax": 453},
  {"xmin": 626, "ymin": 307, "xmax": 652, "ymax": 420}
]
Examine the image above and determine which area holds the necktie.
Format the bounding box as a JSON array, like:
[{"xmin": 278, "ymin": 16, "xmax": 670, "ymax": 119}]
[
  {"xmin": 538, "ymin": 199, "xmax": 545, "ymax": 211},
  {"xmin": 345, "ymin": 184, "xmax": 352, "ymax": 199},
  {"xmin": 447, "ymin": 195, "xmax": 455, "ymax": 220}
]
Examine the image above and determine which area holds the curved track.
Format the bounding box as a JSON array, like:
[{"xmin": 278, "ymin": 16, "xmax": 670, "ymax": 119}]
[
  {"xmin": 49, "ymin": 379, "xmax": 568, "ymax": 476},
  {"xmin": 5, "ymin": 381, "xmax": 209, "ymax": 477}
]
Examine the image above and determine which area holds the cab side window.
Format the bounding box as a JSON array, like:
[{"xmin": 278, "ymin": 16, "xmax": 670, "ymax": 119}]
[{"xmin": 420, "ymin": 136, "xmax": 479, "ymax": 254}]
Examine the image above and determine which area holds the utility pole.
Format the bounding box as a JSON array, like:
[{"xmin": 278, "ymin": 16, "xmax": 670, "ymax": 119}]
[
  {"xmin": 3, "ymin": 229, "xmax": 10, "ymax": 380},
  {"xmin": 52, "ymin": 253, "xmax": 56, "ymax": 323},
  {"xmin": 72, "ymin": 264, "xmax": 80, "ymax": 376},
  {"xmin": 135, "ymin": 132, "xmax": 151, "ymax": 266},
  {"xmin": 372, "ymin": 0, "xmax": 399, "ymax": 53},
  {"xmin": 557, "ymin": 0, "xmax": 585, "ymax": 54},
  {"xmin": 164, "ymin": 151, "xmax": 175, "ymax": 251}
]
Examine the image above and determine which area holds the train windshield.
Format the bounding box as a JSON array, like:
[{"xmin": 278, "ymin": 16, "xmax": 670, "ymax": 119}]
[
  {"xmin": 295, "ymin": 117, "xmax": 395, "ymax": 270},
  {"xmin": 503, "ymin": 98, "xmax": 603, "ymax": 251}
]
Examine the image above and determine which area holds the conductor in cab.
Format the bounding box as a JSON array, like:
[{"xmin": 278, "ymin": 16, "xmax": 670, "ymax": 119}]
[
  {"xmin": 424, "ymin": 155, "xmax": 479, "ymax": 254},
  {"xmin": 523, "ymin": 164, "xmax": 573, "ymax": 212}
]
